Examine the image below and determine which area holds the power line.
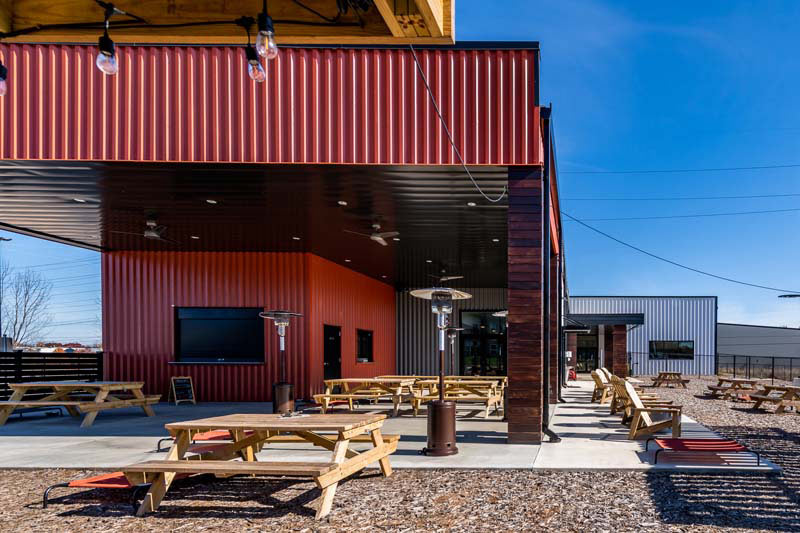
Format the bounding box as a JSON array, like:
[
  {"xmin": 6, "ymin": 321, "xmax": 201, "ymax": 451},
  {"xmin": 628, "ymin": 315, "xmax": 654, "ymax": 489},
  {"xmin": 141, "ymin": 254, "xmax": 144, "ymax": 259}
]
[
  {"xmin": 569, "ymin": 207, "xmax": 800, "ymax": 222},
  {"xmin": 563, "ymin": 193, "xmax": 800, "ymax": 201},
  {"xmin": 563, "ymin": 211, "xmax": 800, "ymax": 294},
  {"xmin": 561, "ymin": 163, "xmax": 800, "ymax": 175}
]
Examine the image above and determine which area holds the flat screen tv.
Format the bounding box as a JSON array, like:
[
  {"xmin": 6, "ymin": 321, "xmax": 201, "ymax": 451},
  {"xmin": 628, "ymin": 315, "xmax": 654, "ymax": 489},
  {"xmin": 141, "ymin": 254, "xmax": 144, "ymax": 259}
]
[{"xmin": 175, "ymin": 307, "xmax": 265, "ymax": 363}]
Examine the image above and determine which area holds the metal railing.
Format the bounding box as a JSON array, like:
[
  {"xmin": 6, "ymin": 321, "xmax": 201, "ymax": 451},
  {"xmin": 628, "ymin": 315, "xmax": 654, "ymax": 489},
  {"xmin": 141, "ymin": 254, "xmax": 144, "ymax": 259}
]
[
  {"xmin": 626, "ymin": 351, "xmax": 800, "ymax": 384},
  {"xmin": 0, "ymin": 351, "xmax": 104, "ymax": 401}
]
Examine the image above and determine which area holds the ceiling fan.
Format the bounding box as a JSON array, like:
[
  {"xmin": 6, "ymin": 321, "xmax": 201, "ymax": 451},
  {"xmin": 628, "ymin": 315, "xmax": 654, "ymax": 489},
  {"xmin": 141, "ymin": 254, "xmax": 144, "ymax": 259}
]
[
  {"xmin": 110, "ymin": 220, "xmax": 177, "ymax": 244},
  {"xmin": 429, "ymin": 273, "xmax": 464, "ymax": 284},
  {"xmin": 343, "ymin": 223, "xmax": 399, "ymax": 246}
]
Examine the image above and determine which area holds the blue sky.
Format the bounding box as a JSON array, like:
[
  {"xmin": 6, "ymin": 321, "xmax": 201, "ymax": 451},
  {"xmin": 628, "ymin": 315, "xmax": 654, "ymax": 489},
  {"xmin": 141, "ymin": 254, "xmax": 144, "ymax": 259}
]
[{"xmin": 1, "ymin": 0, "xmax": 800, "ymax": 345}]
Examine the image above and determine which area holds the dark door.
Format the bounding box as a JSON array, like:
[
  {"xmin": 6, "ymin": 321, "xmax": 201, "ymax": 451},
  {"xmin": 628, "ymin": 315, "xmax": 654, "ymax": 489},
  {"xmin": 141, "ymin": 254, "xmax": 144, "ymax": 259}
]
[
  {"xmin": 323, "ymin": 325, "xmax": 341, "ymax": 380},
  {"xmin": 576, "ymin": 333, "xmax": 598, "ymax": 372},
  {"xmin": 459, "ymin": 311, "xmax": 507, "ymax": 376}
]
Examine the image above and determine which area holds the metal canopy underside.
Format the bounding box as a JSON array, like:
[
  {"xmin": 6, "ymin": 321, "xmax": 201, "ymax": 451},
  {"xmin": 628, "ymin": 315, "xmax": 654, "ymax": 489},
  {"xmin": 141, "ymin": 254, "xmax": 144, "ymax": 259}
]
[
  {"xmin": 567, "ymin": 314, "xmax": 646, "ymax": 326},
  {"xmin": 0, "ymin": 161, "xmax": 509, "ymax": 288}
]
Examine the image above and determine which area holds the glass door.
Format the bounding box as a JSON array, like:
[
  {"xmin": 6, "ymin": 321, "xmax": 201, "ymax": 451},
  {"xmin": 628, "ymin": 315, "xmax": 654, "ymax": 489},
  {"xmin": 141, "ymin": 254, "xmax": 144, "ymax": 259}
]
[
  {"xmin": 459, "ymin": 311, "xmax": 507, "ymax": 376},
  {"xmin": 576, "ymin": 333, "xmax": 598, "ymax": 372}
]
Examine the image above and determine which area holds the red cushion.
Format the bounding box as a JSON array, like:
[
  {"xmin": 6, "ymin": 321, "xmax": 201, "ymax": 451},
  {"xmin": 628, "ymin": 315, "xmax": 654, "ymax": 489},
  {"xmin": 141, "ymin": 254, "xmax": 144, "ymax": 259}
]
[
  {"xmin": 654, "ymin": 438, "xmax": 747, "ymax": 452},
  {"xmin": 68, "ymin": 472, "xmax": 132, "ymax": 489}
]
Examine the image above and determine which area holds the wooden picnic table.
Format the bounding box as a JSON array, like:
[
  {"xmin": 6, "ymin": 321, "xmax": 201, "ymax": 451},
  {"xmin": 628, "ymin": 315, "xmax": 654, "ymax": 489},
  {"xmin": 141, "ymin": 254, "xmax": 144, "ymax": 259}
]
[
  {"xmin": 313, "ymin": 378, "xmax": 416, "ymax": 415},
  {"xmin": 0, "ymin": 381, "xmax": 160, "ymax": 427},
  {"xmin": 123, "ymin": 413, "xmax": 396, "ymax": 520},
  {"xmin": 651, "ymin": 372, "xmax": 689, "ymax": 388},
  {"xmin": 412, "ymin": 378, "xmax": 503, "ymax": 417},
  {"xmin": 748, "ymin": 384, "xmax": 800, "ymax": 413},
  {"xmin": 707, "ymin": 377, "xmax": 760, "ymax": 399}
]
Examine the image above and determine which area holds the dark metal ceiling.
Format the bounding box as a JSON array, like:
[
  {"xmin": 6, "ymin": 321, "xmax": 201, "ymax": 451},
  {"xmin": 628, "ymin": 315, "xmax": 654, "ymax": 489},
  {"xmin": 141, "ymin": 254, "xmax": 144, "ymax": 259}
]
[{"xmin": 0, "ymin": 161, "xmax": 509, "ymax": 288}]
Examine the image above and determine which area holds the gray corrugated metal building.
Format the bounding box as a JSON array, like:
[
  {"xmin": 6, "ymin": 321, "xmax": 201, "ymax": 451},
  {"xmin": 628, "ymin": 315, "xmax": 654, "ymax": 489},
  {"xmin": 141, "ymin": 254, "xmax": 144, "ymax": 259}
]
[
  {"xmin": 718, "ymin": 323, "xmax": 800, "ymax": 359},
  {"xmin": 568, "ymin": 296, "xmax": 718, "ymax": 376}
]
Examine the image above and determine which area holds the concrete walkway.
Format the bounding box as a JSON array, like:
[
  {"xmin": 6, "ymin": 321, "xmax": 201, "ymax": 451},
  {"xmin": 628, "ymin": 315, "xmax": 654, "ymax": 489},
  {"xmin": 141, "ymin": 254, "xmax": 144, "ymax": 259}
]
[
  {"xmin": 0, "ymin": 400, "xmax": 537, "ymax": 469},
  {"xmin": 533, "ymin": 380, "xmax": 778, "ymax": 472}
]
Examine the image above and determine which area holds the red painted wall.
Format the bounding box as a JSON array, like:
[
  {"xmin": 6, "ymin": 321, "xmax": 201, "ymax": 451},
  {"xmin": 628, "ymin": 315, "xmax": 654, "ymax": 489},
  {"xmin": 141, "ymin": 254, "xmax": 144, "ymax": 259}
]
[
  {"xmin": 307, "ymin": 255, "xmax": 396, "ymax": 384},
  {"xmin": 102, "ymin": 251, "xmax": 395, "ymax": 401}
]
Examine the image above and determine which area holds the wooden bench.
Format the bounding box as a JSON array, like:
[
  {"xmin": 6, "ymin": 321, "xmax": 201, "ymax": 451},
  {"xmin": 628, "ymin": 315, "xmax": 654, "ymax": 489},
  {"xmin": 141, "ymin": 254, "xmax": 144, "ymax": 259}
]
[
  {"xmin": 123, "ymin": 460, "xmax": 338, "ymax": 483},
  {"xmin": 410, "ymin": 392, "xmax": 502, "ymax": 418}
]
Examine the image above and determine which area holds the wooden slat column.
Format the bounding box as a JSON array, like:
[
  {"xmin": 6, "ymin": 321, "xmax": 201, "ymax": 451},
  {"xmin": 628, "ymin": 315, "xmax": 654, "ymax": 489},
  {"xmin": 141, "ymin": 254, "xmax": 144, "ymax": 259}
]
[
  {"xmin": 612, "ymin": 325, "xmax": 628, "ymax": 378},
  {"xmin": 507, "ymin": 167, "xmax": 544, "ymax": 444}
]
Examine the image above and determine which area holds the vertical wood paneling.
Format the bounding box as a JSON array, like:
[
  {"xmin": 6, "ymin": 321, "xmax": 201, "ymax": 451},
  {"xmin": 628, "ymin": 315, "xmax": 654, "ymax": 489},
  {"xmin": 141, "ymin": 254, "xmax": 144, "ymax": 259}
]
[
  {"xmin": 102, "ymin": 251, "xmax": 396, "ymax": 401},
  {"xmin": 0, "ymin": 44, "xmax": 541, "ymax": 166}
]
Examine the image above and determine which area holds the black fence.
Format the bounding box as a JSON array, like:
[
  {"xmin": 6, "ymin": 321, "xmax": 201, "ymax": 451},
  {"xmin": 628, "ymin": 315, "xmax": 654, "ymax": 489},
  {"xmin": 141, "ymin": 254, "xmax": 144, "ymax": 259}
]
[
  {"xmin": 717, "ymin": 354, "xmax": 800, "ymax": 384},
  {"xmin": 0, "ymin": 351, "xmax": 104, "ymax": 401}
]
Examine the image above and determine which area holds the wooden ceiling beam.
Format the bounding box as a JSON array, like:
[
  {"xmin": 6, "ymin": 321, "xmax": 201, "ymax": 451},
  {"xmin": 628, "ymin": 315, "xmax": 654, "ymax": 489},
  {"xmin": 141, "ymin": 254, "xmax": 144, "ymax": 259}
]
[
  {"xmin": 372, "ymin": 0, "xmax": 405, "ymax": 38},
  {"xmin": 0, "ymin": 0, "xmax": 12, "ymax": 34},
  {"xmin": 413, "ymin": 0, "xmax": 443, "ymax": 38}
]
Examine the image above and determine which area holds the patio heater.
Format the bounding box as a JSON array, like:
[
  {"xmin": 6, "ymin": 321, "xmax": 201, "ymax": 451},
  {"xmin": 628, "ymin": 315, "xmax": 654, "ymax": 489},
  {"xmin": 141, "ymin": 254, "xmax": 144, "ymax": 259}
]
[
  {"xmin": 446, "ymin": 327, "xmax": 464, "ymax": 375},
  {"xmin": 260, "ymin": 310, "xmax": 302, "ymax": 415},
  {"xmin": 410, "ymin": 287, "xmax": 472, "ymax": 456}
]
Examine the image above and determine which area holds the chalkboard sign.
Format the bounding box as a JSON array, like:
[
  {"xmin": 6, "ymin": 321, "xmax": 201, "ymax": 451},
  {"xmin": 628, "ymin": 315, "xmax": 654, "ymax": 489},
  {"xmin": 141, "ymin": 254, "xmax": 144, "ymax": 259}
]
[{"xmin": 169, "ymin": 376, "xmax": 196, "ymax": 405}]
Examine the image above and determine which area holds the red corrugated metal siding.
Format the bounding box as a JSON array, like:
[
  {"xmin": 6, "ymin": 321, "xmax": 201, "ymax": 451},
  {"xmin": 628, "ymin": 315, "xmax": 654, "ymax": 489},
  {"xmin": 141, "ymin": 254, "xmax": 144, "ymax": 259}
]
[
  {"xmin": 0, "ymin": 44, "xmax": 541, "ymax": 165},
  {"xmin": 102, "ymin": 251, "xmax": 309, "ymax": 401},
  {"xmin": 102, "ymin": 251, "xmax": 396, "ymax": 401},
  {"xmin": 307, "ymin": 255, "xmax": 395, "ymax": 387}
]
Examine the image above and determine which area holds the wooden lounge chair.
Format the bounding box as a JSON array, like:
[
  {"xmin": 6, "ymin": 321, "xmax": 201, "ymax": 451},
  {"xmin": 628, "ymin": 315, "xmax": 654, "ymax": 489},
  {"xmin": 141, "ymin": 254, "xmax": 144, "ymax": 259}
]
[
  {"xmin": 608, "ymin": 375, "xmax": 666, "ymax": 420},
  {"xmin": 624, "ymin": 381, "xmax": 681, "ymax": 440},
  {"xmin": 590, "ymin": 370, "xmax": 613, "ymax": 404}
]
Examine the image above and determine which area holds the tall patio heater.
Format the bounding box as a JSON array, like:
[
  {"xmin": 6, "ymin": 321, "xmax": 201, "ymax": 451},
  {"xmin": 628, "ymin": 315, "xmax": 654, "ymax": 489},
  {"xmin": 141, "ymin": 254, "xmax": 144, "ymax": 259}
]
[
  {"xmin": 410, "ymin": 287, "xmax": 472, "ymax": 456},
  {"xmin": 260, "ymin": 310, "xmax": 302, "ymax": 415}
]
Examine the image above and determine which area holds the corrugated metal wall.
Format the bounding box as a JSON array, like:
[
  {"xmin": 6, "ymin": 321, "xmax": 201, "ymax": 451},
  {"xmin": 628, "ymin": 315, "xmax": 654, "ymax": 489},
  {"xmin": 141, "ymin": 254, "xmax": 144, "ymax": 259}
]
[
  {"xmin": 396, "ymin": 287, "xmax": 506, "ymax": 374},
  {"xmin": 0, "ymin": 44, "xmax": 541, "ymax": 165},
  {"xmin": 102, "ymin": 251, "xmax": 395, "ymax": 401},
  {"xmin": 569, "ymin": 297, "xmax": 718, "ymax": 375},
  {"xmin": 308, "ymin": 254, "xmax": 396, "ymax": 382}
]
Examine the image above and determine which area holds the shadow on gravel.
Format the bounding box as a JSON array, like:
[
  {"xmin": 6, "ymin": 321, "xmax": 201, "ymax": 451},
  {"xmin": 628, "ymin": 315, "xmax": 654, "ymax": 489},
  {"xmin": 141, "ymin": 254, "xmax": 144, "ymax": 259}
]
[{"xmin": 646, "ymin": 425, "xmax": 800, "ymax": 531}]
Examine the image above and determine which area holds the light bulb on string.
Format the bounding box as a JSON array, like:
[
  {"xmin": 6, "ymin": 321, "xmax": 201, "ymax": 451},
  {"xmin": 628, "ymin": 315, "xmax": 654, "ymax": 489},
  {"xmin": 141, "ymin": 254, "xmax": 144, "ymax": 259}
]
[
  {"xmin": 0, "ymin": 60, "xmax": 7, "ymax": 97},
  {"xmin": 96, "ymin": 30, "xmax": 118, "ymax": 76},
  {"xmin": 256, "ymin": 9, "xmax": 278, "ymax": 59},
  {"xmin": 245, "ymin": 45, "xmax": 266, "ymax": 82}
]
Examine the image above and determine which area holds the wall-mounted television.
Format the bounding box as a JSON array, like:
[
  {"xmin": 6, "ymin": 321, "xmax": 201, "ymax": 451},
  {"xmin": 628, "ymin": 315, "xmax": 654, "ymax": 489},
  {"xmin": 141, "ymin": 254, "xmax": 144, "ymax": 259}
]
[{"xmin": 175, "ymin": 307, "xmax": 265, "ymax": 363}]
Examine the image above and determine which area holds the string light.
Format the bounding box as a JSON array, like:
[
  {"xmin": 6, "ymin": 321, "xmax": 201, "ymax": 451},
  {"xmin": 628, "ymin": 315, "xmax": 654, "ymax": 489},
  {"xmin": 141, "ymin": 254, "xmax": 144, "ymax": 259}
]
[
  {"xmin": 95, "ymin": 2, "xmax": 118, "ymax": 75},
  {"xmin": 256, "ymin": 0, "xmax": 279, "ymax": 59},
  {"xmin": 236, "ymin": 17, "xmax": 266, "ymax": 83},
  {"xmin": 0, "ymin": 59, "xmax": 7, "ymax": 96}
]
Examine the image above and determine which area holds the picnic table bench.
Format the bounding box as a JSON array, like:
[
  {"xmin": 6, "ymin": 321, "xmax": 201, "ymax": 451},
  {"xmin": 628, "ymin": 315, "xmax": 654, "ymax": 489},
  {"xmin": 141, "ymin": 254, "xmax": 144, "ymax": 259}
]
[
  {"xmin": 706, "ymin": 377, "xmax": 760, "ymax": 400},
  {"xmin": 651, "ymin": 372, "xmax": 689, "ymax": 388},
  {"xmin": 411, "ymin": 379, "xmax": 503, "ymax": 418},
  {"xmin": 123, "ymin": 413, "xmax": 396, "ymax": 520},
  {"xmin": 747, "ymin": 384, "xmax": 800, "ymax": 413},
  {"xmin": 0, "ymin": 381, "xmax": 160, "ymax": 427},
  {"xmin": 313, "ymin": 378, "xmax": 415, "ymax": 416}
]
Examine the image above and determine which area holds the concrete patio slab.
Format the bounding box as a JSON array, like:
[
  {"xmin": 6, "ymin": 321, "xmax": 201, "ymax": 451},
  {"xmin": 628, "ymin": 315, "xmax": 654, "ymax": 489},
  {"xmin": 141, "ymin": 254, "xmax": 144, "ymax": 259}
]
[
  {"xmin": 534, "ymin": 380, "xmax": 779, "ymax": 472},
  {"xmin": 0, "ymin": 400, "xmax": 538, "ymax": 469}
]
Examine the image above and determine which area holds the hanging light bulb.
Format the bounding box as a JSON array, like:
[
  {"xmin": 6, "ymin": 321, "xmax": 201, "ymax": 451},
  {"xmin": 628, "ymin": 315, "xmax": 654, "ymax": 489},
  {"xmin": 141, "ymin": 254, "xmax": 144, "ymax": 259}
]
[
  {"xmin": 245, "ymin": 45, "xmax": 266, "ymax": 82},
  {"xmin": 256, "ymin": 8, "xmax": 278, "ymax": 59},
  {"xmin": 96, "ymin": 30, "xmax": 118, "ymax": 76},
  {"xmin": 0, "ymin": 60, "xmax": 7, "ymax": 97}
]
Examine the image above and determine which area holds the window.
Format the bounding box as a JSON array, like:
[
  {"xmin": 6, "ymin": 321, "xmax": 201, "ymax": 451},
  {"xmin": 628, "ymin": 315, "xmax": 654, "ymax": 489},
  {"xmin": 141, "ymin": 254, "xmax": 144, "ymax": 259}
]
[
  {"xmin": 175, "ymin": 307, "xmax": 264, "ymax": 363},
  {"xmin": 649, "ymin": 341, "xmax": 694, "ymax": 360},
  {"xmin": 356, "ymin": 329, "xmax": 373, "ymax": 363}
]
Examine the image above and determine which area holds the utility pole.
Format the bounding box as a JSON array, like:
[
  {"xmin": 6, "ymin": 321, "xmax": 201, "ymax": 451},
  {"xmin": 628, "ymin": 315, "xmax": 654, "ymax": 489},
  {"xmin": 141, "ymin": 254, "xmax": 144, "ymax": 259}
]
[{"xmin": 0, "ymin": 236, "xmax": 11, "ymax": 348}]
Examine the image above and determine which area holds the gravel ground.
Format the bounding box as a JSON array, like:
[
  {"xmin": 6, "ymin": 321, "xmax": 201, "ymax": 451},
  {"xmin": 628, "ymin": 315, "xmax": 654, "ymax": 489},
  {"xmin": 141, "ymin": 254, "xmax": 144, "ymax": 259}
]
[{"xmin": 2, "ymin": 377, "xmax": 800, "ymax": 533}]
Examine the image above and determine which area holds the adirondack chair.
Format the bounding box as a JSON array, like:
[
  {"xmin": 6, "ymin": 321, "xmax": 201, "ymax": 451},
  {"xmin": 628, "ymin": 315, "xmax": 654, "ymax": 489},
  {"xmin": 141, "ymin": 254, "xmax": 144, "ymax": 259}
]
[
  {"xmin": 624, "ymin": 381, "xmax": 682, "ymax": 440},
  {"xmin": 609, "ymin": 375, "xmax": 669, "ymax": 421},
  {"xmin": 599, "ymin": 367, "xmax": 613, "ymax": 381},
  {"xmin": 591, "ymin": 371, "xmax": 613, "ymax": 404}
]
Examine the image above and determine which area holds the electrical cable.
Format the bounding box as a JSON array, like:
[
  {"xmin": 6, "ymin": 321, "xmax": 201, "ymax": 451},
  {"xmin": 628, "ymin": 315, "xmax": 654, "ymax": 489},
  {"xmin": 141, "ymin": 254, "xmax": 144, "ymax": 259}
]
[
  {"xmin": 563, "ymin": 211, "xmax": 800, "ymax": 294},
  {"xmin": 568, "ymin": 207, "xmax": 800, "ymax": 222},
  {"xmin": 563, "ymin": 193, "xmax": 800, "ymax": 202},
  {"xmin": 562, "ymin": 163, "xmax": 800, "ymax": 175},
  {"xmin": 408, "ymin": 44, "xmax": 507, "ymax": 204}
]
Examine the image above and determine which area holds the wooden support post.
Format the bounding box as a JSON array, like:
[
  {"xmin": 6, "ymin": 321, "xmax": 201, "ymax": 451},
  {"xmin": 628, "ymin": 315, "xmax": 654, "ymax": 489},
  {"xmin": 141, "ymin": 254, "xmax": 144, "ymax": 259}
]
[
  {"xmin": 315, "ymin": 437, "xmax": 350, "ymax": 520},
  {"xmin": 136, "ymin": 429, "xmax": 191, "ymax": 516},
  {"xmin": 79, "ymin": 389, "xmax": 109, "ymax": 428}
]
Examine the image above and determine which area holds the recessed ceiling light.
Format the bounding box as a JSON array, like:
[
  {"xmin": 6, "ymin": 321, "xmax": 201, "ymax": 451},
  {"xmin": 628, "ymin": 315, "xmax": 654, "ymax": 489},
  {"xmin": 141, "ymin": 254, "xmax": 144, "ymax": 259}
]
[
  {"xmin": 73, "ymin": 198, "xmax": 87, "ymax": 203},
  {"xmin": 426, "ymin": 259, "xmax": 433, "ymax": 263},
  {"xmin": 292, "ymin": 236, "xmax": 301, "ymax": 241},
  {"xmin": 337, "ymin": 200, "xmax": 348, "ymax": 206},
  {"xmin": 492, "ymin": 238, "xmax": 500, "ymax": 243},
  {"xmin": 206, "ymin": 199, "xmax": 218, "ymax": 204},
  {"xmin": 345, "ymin": 259, "xmax": 352, "ymax": 263},
  {"xmin": 190, "ymin": 235, "xmax": 200, "ymax": 240},
  {"xmin": 392, "ymin": 237, "xmax": 400, "ymax": 242},
  {"xmin": 467, "ymin": 201, "xmax": 476, "ymax": 207}
]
